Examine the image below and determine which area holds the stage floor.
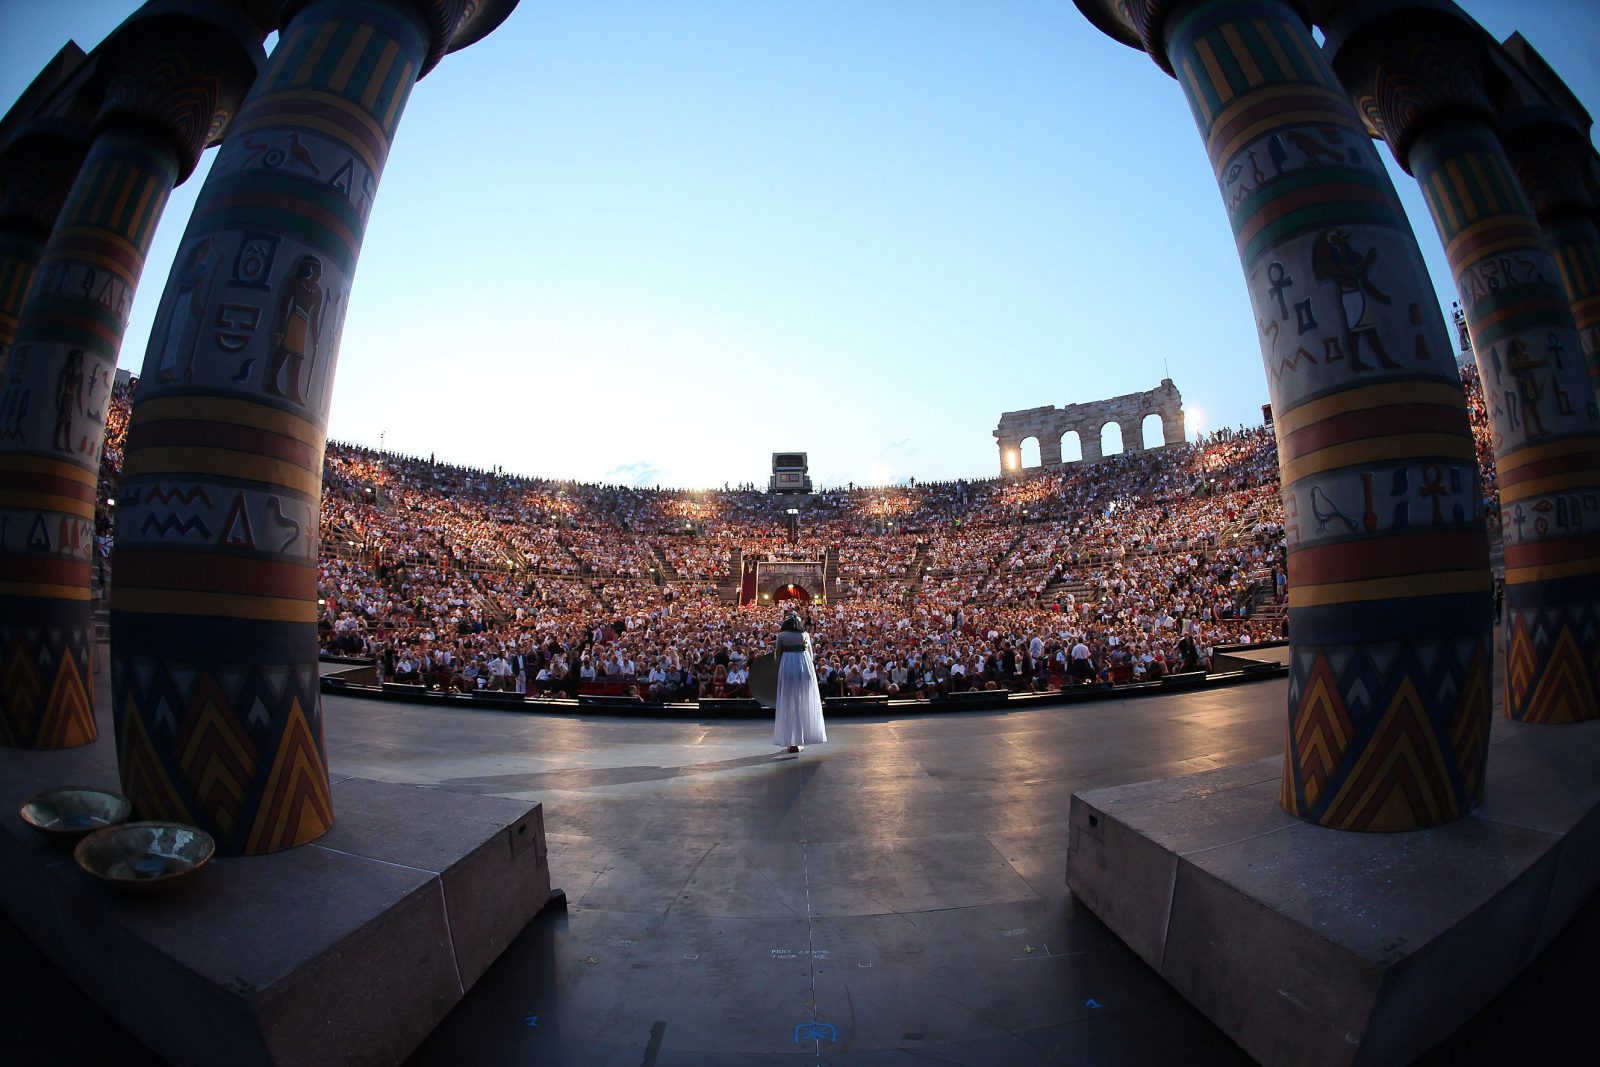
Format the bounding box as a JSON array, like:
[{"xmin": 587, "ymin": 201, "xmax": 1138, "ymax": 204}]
[{"xmin": 4, "ymin": 667, "xmax": 1596, "ymax": 1064}]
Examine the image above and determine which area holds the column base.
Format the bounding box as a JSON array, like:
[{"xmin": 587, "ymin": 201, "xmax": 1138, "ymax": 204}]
[
  {"xmin": 1065, "ymin": 716, "xmax": 1600, "ymax": 1067},
  {"xmin": 0, "ymin": 726, "xmax": 551, "ymax": 1066}
]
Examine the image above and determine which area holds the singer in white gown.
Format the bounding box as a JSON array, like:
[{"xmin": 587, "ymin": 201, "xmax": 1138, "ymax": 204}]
[{"xmin": 773, "ymin": 612, "xmax": 827, "ymax": 750}]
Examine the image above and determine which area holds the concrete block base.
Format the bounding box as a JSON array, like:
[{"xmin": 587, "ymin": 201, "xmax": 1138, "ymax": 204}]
[
  {"xmin": 1065, "ymin": 716, "xmax": 1600, "ymax": 1067},
  {"xmin": 0, "ymin": 731, "xmax": 550, "ymax": 1067}
]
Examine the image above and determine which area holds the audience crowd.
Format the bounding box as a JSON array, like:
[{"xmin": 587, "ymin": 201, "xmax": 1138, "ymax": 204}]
[{"xmin": 91, "ymin": 363, "xmax": 1498, "ymax": 703}]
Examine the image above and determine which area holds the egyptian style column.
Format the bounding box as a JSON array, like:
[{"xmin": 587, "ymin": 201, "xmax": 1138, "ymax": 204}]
[
  {"xmin": 0, "ymin": 122, "xmax": 86, "ymax": 372},
  {"xmin": 1091, "ymin": 0, "xmax": 1491, "ymax": 829},
  {"xmin": 111, "ymin": 0, "xmax": 515, "ymax": 854},
  {"xmin": 0, "ymin": 9, "xmax": 262, "ymax": 750},
  {"xmin": 1328, "ymin": 5, "xmax": 1600, "ymax": 724},
  {"xmin": 1501, "ymin": 111, "xmax": 1600, "ymax": 402}
]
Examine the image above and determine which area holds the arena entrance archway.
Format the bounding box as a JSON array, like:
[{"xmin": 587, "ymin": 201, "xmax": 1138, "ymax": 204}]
[{"xmin": 772, "ymin": 583, "xmax": 811, "ymax": 603}]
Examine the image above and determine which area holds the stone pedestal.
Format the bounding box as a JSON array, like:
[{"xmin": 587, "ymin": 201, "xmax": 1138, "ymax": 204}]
[
  {"xmin": 0, "ymin": 699, "xmax": 551, "ymax": 1067},
  {"xmin": 1065, "ymin": 716, "xmax": 1600, "ymax": 1067}
]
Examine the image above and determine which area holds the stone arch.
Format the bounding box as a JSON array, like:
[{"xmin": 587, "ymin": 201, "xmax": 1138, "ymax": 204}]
[
  {"xmin": 995, "ymin": 380, "xmax": 1185, "ymax": 471},
  {"xmin": 1141, "ymin": 413, "xmax": 1165, "ymax": 449},
  {"xmin": 1060, "ymin": 429, "xmax": 1082, "ymax": 463},
  {"xmin": 1019, "ymin": 435, "xmax": 1041, "ymax": 468},
  {"xmin": 1100, "ymin": 421, "xmax": 1124, "ymax": 456},
  {"xmin": 994, "ymin": 405, "xmax": 1069, "ymax": 475}
]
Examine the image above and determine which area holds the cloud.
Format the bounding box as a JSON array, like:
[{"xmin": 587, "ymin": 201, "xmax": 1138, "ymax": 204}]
[{"xmin": 602, "ymin": 461, "xmax": 667, "ymax": 487}]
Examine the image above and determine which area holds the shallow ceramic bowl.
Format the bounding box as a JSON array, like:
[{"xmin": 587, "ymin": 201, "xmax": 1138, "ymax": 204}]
[
  {"xmin": 18, "ymin": 787, "xmax": 132, "ymax": 843},
  {"xmin": 74, "ymin": 822, "xmax": 215, "ymax": 893}
]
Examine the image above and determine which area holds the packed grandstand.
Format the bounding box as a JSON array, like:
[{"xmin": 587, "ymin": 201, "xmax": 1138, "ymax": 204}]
[{"xmin": 93, "ymin": 366, "xmax": 1501, "ymax": 703}]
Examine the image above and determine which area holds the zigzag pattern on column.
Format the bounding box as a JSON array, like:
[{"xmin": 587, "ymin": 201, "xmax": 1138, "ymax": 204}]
[
  {"xmin": 112, "ymin": 652, "xmax": 329, "ymax": 853},
  {"xmin": 246, "ymin": 696, "xmax": 334, "ymax": 853},
  {"xmin": 175, "ymin": 672, "xmax": 263, "ymax": 843},
  {"xmin": 1506, "ymin": 608, "xmax": 1600, "ymax": 724},
  {"xmin": 1449, "ymin": 642, "xmax": 1491, "ymax": 802},
  {"xmin": 1320, "ymin": 677, "xmax": 1459, "ymax": 830},
  {"xmin": 0, "ymin": 622, "xmax": 94, "ymax": 748},
  {"xmin": 1290, "ymin": 654, "xmax": 1352, "ymax": 811},
  {"xmin": 1284, "ymin": 634, "xmax": 1488, "ymax": 829},
  {"xmin": 116, "ymin": 692, "xmax": 191, "ymax": 824}
]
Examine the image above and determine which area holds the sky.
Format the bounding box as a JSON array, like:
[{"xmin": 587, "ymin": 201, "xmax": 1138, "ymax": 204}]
[{"xmin": 3, "ymin": 1, "xmax": 1599, "ymax": 491}]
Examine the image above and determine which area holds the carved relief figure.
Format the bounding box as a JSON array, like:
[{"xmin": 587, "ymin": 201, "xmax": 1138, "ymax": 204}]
[
  {"xmin": 154, "ymin": 237, "xmax": 218, "ymax": 383},
  {"xmin": 1313, "ymin": 229, "xmax": 1398, "ymax": 371},
  {"xmin": 1506, "ymin": 339, "xmax": 1550, "ymax": 437},
  {"xmin": 52, "ymin": 348, "xmax": 85, "ymax": 452},
  {"xmin": 265, "ymin": 255, "xmax": 324, "ymax": 405}
]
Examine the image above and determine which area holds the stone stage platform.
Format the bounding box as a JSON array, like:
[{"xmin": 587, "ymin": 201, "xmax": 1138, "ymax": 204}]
[
  {"xmin": 2, "ymin": 649, "xmax": 1595, "ymax": 1064},
  {"xmin": 0, "ymin": 662, "xmax": 551, "ymax": 1066}
]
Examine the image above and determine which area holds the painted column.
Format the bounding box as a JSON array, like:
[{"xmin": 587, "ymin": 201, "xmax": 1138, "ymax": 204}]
[
  {"xmin": 1329, "ymin": 8, "xmax": 1600, "ymax": 724},
  {"xmin": 1108, "ymin": 0, "xmax": 1491, "ymax": 829},
  {"xmin": 0, "ymin": 10, "xmax": 262, "ymax": 750},
  {"xmin": 1501, "ymin": 111, "xmax": 1600, "ymax": 402},
  {"xmin": 110, "ymin": 0, "xmax": 487, "ymax": 854},
  {"xmin": 0, "ymin": 122, "xmax": 85, "ymax": 371}
]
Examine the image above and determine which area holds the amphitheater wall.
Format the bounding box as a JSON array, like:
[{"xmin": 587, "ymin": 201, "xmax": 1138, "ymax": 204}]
[{"xmin": 993, "ymin": 379, "xmax": 1185, "ymax": 474}]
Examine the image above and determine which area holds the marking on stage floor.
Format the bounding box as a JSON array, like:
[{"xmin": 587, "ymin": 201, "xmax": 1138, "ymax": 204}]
[
  {"xmin": 795, "ymin": 1022, "xmax": 837, "ymax": 1045},
  {"xmin": 772, "ymin": 948, "xmax": 830, "ymax": 961},
  {"xmin": 792, "ymin": 737, "xmax": 836, "ymax": 1059},
  {"xmin": 1013, "ymin": 942, "xmax": 1086, "ymax": 962}
]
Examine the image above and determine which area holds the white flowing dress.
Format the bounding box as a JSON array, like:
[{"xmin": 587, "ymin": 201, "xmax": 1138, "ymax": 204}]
[{"xmin": 773, "ymin": 630, "xmax": 827, "ymax": 747}]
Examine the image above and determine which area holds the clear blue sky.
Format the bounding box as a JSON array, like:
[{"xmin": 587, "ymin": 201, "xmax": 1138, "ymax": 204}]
[{"xmin": 4, "ymin": 1, "xmax": 1598, "ymax": 489}]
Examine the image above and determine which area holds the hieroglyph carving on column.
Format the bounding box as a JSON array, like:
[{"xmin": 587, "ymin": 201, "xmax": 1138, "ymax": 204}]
[
  {"xmin": 1502, "ymin": 111, "xmax": 1600, "ymax": 403},
  {"xmin": 111, "ymin": 0, "xmax": 513, "ymax": 854},
  {"xmin": 0, "ymin": 9, "xmax": 262, "ymax": 750},
  {"xmin": 1329, "ymin": 6, "xmax": 1600, "ymax": 724},
  {"xmin": 1107, "ymin": 0, "xmax": 1492, "ymax": 830}
]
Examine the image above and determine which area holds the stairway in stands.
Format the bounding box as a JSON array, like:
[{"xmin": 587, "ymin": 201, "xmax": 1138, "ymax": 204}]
[
  {"xmin": 975, "ymin": 527, "xmax": 1027, "ymax": 596},
  {"xmin": 903, "ymin": 541, "xmax": 933, "ymax": 601},
  {"xmin": 651, "ymin": 542, "xmax": 678, "ymax": 586},
  {"xmin": 716, "ymin": 548, "xmax": 743, "ymax": 604}
]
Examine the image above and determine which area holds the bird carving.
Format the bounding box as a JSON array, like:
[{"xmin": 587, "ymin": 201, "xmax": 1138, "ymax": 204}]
[
  {"xmin": 288, "ymin": 133, "xmax": 320, "ymax": 175},
  {"xmin": 1310, "ymin": 486, "xmax": 1359, "ymax": 533}
]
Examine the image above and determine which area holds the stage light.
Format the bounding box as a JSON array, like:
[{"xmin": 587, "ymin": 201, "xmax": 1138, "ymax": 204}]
[{"xmin": 105, "ymin": 498, "xmax": 115, "ymax": 507}]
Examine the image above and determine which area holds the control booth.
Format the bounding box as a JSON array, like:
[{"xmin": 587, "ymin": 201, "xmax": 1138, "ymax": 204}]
[{"xmin": 769, "ymin": 452, "xmax": 811, "ymax": 494}]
